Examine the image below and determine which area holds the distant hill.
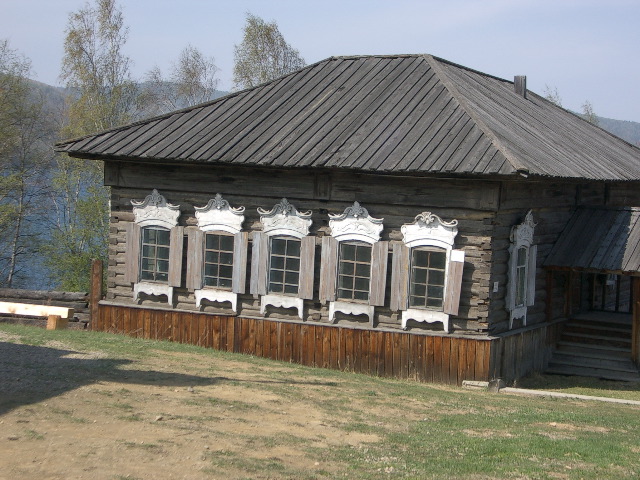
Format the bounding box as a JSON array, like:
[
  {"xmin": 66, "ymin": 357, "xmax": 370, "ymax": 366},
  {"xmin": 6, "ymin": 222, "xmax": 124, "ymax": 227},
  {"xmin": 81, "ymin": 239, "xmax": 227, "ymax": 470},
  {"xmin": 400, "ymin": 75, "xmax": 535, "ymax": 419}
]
[{"xmin": 595, "ymin": 116, "xmax": 640, "ymax": 146}]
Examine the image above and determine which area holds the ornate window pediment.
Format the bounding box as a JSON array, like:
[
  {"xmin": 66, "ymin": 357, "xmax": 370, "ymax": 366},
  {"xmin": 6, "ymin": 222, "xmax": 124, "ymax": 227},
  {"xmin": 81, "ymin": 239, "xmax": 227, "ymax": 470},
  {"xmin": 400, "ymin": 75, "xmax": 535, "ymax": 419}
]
[
  {"xmin": 328, "ymin": 202, "xmax": 383, "ymax": 244},
  {"xmin": 131, "ymin": 189, "xmax": 180, "ymax": 228},
  {"xmin": 401, "ymin": 212, "xmax": 458, "ymax": 249},
  {"xmin": 195, "ymin": 193, "xmax": 245, "ymax": 234},
  {"xmin": 258, "ymin": 198, "xmax": 312, "ymax": 239}
]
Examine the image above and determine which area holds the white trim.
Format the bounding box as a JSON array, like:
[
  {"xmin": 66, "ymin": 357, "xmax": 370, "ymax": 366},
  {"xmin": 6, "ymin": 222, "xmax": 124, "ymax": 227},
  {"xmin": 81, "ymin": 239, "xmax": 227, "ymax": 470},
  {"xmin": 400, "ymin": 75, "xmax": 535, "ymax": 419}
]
[
  {"xmin": 401, "ymin": 212, "xmax": 458, "ymax": 249},
  {"xmin": 258, "ymin": 198, "xmax": 312, "ymax": 239},
  {"xmin": 507, "ymin": 210, "xmax": 537, "ymax": 328},
  {"xmin": 329, "ymin": 202, "xmax": 383, "ymax": 244},
  {"xmin": 195, "ymin": 288, "xmax": 238, "ymax": 312},
  {"xmin": 401, "ymin": 308, "xmax": 450, "ymax": 333},
  {"xmin": 134, "ymin": 282, "xmax": 173, "ymax": 306},
  {"xmin": 131, "ymin": 189, "xmax": 180, "ymax": 229},
  {"xmin": 329, "ymin": 300, "xmax": 375, "ymax": 327},
  {"xmin": 195, "ymin": 193, "xmax": 245, "ymax": 234},
  {"xmin": 260, "ymin": 294, "xmax": 304, "ymax": 319}
]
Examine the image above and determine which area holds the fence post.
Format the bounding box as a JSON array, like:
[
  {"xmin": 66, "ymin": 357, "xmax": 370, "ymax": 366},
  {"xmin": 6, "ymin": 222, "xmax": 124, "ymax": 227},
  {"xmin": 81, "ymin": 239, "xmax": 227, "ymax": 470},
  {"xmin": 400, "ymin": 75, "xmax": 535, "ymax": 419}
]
[{"xmin": 90, "ymin": 259, "xmax": 103, "ymax": 331}]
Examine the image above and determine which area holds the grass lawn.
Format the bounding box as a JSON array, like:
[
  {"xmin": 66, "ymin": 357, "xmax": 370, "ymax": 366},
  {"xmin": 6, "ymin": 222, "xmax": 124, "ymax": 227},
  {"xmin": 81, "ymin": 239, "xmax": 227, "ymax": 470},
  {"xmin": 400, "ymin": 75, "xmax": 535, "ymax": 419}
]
[{"xmin": 1, "ymin": 323, "xmax": 640, "ymax": 479}]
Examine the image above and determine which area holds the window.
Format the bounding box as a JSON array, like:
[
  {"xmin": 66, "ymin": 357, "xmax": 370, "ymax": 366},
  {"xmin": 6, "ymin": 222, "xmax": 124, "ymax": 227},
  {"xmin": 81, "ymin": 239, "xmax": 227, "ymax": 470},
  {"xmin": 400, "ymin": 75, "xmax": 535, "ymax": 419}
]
[
  {"xmin": 268, "ymin": 236, "xmax": 301, "ymax": 295},
  {"xmin": 409, "ymin": 247, "xmax": 446, "ymax": 309},
  {"xmin": 203, "ymin": 233, "xmax": 235, "ymax": 289},
  {"xmin": 390, "ymin": 212, "xmax": 463, "ymax": 333},
  {"xmin": 319, "ymin": 202, "xmax": 387, "ymax": 326},
  {"xmin": 506, "ymin": 210, "xmax": 537, "ymax": 328},
  {"xmin": 337, "ymin": 242, "xmax": 372, "ymax": 301},
  {"xmin": 250, "ymin": 199, "xmax": 315, "ymax": 319},
  {"xmin": 188, "ymin": 194, "xmax": 247, "ymax": 312},
  {"xmin": 125, "ymin": 189, "xmax": 182, "ymax": 306},
  {"xmin": 140, "ymin": 227, "xmax": 170, "ymax": 282}
]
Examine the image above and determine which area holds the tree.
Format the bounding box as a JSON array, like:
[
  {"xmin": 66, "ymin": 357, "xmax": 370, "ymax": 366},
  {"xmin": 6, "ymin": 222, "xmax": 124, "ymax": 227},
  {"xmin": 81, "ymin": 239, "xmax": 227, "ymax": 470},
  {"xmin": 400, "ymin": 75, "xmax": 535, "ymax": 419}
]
[
  {"xmin": 581, "ymin": 100, "xmax": 599, "ymax": 126},
  {"xmin": 47, "ymin": 0, "xmax": 136, "ymax": 291},
  {"xmin": 0, "ymin": 40, "xmax": 54, "ymax": 287},
  {"xmin": 140, "ymin": 44, "xmax": 220, "ymax": 116},
  {"xmin": 543, "ymin": 84, "xmax": 562, "ymax": 107},
  {"xmin": 233, "ymin": 13, "xmax": 305, "ymax": 90}
]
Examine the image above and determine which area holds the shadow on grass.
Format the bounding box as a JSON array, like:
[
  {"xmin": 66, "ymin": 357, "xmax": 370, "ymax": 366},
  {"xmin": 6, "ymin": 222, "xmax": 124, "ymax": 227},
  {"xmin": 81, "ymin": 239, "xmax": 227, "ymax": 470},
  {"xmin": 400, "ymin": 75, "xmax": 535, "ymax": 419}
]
[
  {"xmin": 518, "ymin": 372, "xmax": 640, "ymax": 399},
  {"xmin": 0, "ymin": 341, "xmax": 224, "ymax": 416}
]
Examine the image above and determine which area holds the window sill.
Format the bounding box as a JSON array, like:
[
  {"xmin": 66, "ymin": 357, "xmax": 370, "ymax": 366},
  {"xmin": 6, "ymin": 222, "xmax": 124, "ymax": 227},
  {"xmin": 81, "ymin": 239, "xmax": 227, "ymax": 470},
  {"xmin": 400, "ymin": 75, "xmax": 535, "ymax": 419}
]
[
  {"xmin": 329, "ymin": 300, "xmax": 375, "ymax": 327},
  {"xmin": 195, "ymin": 288, "xmax": 237, "ymax": 312},
  {"xmin": 402, "ymin": 308, "xmax": 449, "ymax": 333},
  {"xmin": 260, "ymin": 294, "xmax": 304, "ymax": 319},
  {"xmin": 134, "ymin": 282, "xmax": 173, "ymax": 306}
]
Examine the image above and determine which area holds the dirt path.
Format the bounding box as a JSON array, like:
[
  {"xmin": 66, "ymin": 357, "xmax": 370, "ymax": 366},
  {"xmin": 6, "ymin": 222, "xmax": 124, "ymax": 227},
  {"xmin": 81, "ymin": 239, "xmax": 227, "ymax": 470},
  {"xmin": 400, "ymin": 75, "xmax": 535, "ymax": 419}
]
[{"xmin": 0, "ymin": 333, "xmax": 389, "ymax": 480}]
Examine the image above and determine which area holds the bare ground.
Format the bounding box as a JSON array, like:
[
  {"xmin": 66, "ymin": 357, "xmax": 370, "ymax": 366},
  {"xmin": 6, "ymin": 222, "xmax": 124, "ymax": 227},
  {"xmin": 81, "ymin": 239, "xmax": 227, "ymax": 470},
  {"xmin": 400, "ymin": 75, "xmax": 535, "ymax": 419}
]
[{"xmin": 0, "ymin": 331, "xmax": 420, "ymax": 480}]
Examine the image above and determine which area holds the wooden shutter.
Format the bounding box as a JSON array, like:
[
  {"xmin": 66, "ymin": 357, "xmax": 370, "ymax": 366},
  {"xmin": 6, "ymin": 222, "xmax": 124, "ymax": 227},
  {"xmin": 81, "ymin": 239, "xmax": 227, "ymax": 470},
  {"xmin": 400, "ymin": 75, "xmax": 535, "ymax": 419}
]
[
  {"xmin": 186, "ymin": 228, "xmax": 203, "ymax": 292},
  {"xmin": 232, "ymin": 232, "xmax": 249, "ymax": 294},
  {"xmin": 250, "ymin": 231, "xmax": 268, "ymax": 295},
  {"xmin": 369, "ymin": 241, "xmax": 389, "ymax": 307},
  {"xmin": 124, "ymin": 223, "xmax": 141, "ymax": 284},
  {"xmin": 526, "ymin": 245, "xmax": 537, "ymax": 307},
  {"xmin": 319, "ymin": 236, "xmax": 338, "ymax": 303},
  {"xmin": 168, "ymin": 226, "xmax": 184, "ymax": 287},
  {"xmin": 390, "ymin": 242, "xmax": 409, "ymax": 311},
  {"xmin": 298, "ymin": 236, "xmax": 316, "ymax": 300},
  {"xmin": 506, "ymin": 245, "xmax": 516, "ymax": 312},
  {"xmin": 443, "ymin": 249, "xmax": 465, "ymax": 316}
]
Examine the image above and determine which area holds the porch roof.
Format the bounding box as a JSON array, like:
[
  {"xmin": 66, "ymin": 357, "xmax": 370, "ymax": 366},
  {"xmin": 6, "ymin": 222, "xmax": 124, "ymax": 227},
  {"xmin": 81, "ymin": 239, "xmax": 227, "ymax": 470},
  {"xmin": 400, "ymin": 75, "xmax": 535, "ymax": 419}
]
[{"xmin": 544, "ymin": 207, "xmax": 640, "ymax": 274}]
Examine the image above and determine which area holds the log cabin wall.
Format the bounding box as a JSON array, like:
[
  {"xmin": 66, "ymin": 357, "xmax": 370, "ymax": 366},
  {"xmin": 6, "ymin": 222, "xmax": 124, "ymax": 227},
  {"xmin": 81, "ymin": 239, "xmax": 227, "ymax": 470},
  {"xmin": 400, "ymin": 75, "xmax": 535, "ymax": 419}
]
[{"xmin": 105, "ymin": 161, "xmax": 499, "ymax": 335}]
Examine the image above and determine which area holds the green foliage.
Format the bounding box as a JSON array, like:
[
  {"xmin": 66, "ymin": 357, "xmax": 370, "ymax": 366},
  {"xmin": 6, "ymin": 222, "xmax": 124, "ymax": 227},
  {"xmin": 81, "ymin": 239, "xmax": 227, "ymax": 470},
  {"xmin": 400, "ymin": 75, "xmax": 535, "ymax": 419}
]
[
  {"xmin": 0, "ymin": 39, "xmax": 55, "ymax": 287},
  {"xmin": 233, "ymin": 13, "xmax": 305, "ymax": 90},
  {"xmin": 49, "ymin": 0, "xmax": 135, "ymax": 291}
]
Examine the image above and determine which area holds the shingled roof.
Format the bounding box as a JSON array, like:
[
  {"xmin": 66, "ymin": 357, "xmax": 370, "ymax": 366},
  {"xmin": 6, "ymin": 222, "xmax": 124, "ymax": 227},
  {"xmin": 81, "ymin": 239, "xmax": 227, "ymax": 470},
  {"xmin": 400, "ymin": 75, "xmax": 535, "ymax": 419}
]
[{"xmin": 56, "ymin": 54, "xmax": 640, "ymax": 181}]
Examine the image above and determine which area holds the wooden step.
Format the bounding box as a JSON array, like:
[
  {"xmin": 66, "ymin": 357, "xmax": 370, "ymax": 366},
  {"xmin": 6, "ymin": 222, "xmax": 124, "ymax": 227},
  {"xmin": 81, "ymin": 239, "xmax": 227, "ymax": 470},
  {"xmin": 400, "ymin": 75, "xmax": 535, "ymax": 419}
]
[
  {"xmin": 563, "ymin": 323, "xmax": 631, "ymax": 337},
  {"xmin": 556, "ymin": 340, "xmax": 631, "ymax": 357},
  {"xmin": 570, "ymin": 313, "xmax": 632, "ymax": 328},
  {"xmin": 561, "ymin": 332, "xmax": 631, "ymax": 348},
  {"xmin": 550, "ymin": 353, "xmax": 637, "ymax": 372},
  {"xmin": 553, "ymin": 345, "xmax": 631, "ymax": 362},
  {"xmin": 546, "ymin": 364, "xmax": 640, "ymax": 383}
]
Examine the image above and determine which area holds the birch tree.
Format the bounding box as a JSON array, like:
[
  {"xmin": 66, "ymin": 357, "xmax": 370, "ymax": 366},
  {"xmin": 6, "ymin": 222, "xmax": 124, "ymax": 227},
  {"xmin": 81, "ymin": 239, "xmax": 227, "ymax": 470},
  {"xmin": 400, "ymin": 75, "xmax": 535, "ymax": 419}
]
[
  {"xmin": 0, "ymin": 40, "xmax": 54, "ymax": 287},
  {"xmin": 140, "ymin": 44, "xmax": 220, "ymax": 116},
  {"xmin": 47, "ymin": 0, "xmax": 136, "ymax": 291},
  {"xmin": 233, "ymin": 13, "xmax": 305, "ymax": 90}
]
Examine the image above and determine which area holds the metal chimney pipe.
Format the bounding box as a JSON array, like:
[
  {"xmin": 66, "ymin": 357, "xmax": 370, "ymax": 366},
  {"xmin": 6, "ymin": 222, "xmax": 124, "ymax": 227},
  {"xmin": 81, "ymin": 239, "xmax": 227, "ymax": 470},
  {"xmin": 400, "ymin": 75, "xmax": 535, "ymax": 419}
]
[{"xmin": 514, "ymin": 75, "xmax": 527, "ymax": 99}]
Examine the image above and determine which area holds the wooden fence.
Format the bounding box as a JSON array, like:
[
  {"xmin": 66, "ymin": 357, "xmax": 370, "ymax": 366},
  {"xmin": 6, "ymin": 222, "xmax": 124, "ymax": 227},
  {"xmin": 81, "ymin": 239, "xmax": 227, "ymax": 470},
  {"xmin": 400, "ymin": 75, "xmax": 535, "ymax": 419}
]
[{"xmin": 96, "ymin": 303, "xmax": 494, "ymax": 385}]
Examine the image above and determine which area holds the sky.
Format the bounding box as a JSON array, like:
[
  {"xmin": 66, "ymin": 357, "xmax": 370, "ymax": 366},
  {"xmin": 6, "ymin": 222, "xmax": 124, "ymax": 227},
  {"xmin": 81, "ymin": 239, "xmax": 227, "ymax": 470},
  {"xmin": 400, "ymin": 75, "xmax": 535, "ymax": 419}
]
[{"xmin": 2, "ymin": 0, "xmax": 640, "ymax": 122}]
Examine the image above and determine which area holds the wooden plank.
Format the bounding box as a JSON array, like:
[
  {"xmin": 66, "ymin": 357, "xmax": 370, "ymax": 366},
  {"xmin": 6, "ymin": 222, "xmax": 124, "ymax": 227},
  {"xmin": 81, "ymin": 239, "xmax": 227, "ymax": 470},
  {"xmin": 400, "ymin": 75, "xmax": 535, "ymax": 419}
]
[
  {"xmin": 407, "ymin": 334, "xmax": 417, "ymax": 379},
  {"xmin": 269, "ymin": 320, "xmax": 278, "ymax": 360},
  {"xmin": 392, "ymin": 332, "xmax": 402, "ymax": 378},
  {"xmin": 168, "ymin": 226, "xmax": 184, "ymax": 288},
  {"xmin": 291, "ymin": 323, "xmax": 301, "ymax": 363},
  {"xmin": 232, "ymin": 232, "xmax": 248, "ymax": 294},
  {"xmin": 234, "ymin": 317, "xmax": 242, "ymax": 354},
  {"xmin": 186, "ymin": 228, "xmax": 203, "ymax": 291},
  {"xmin": 299, "ymin": 236, "xmax": 316, "ymax": 300},
  {"xmin": 314, "ymin": 325, "xmax": 323, "ymax": 367},
  {"xmin": 0, "ymin": 301, "xmax": 74, "ymax": 319},
  {"xmin": 443, "ymin": 249, "xmax": 465, "ymax": 315},
  {"xmin": 390, "ymin": 243, "xmax": 409, "ymax": 312},
  {"xmin": 369, "ymin": 241, "xmax": 389, "ymax": 307},
  {"xmin": 90, "ymin": 259, "xmax": 102, "ymax": 330},
  {"xmin": 319, "ymin": 236, "xmax": 338, "ymax": 302},
  {"xmin": 398, "ymin": 333, "xmax": 409, "ymax": 378},
  {"xmin": 250, "ymin": 232, "xmax": 268, "ymax": 295},
  {"xmin": 449, "ymin": 337, "xmax": 459, "ymax": 385},
  {"xmin": 432, "ymin": 336, "xmax": 442, "ymax": 383},
  {"xmin": 415, "ymin": 335, "xmax": 426, "ymax": 382},
  {"xmin": 329, "ymin": 327, "xmax": 339, "ymax": 369},
  {"xmin": 322, "ymin": 325, "xmax": 331, "ymax": 368},
  {"xmin": 124, "ymin": 223, "xmax": 140, "ymax": 284},
  {"xmin": 424, "ymin": 336, "xmax": 435, "ymax": 383}
]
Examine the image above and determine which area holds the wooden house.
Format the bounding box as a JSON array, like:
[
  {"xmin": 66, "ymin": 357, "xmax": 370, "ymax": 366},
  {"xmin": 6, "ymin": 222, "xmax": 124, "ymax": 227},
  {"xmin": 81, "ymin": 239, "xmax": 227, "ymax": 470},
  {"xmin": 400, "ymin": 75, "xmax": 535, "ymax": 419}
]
[{"xmin": 56, "ymin": 54, "xmax": 640, "ymax": 384}]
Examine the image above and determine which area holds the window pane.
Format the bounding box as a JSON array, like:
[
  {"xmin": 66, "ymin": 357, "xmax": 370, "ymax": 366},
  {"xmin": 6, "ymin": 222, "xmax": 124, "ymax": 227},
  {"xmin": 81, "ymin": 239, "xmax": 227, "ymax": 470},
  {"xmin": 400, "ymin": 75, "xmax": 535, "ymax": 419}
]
[
  {"xmin": 271, "ymin": 238, "xmax": 286, "ymax": 255},
  {"xmin": 284, "ymin": 284, "xmax": 298, "ymax": 294},
  {"xmin": 220, "ymin": 252, "xmax": 233, "ymax": 265},
  {"xmin": 413, "ymin": 268, "xmax": 427, "ymax": 285},
  {"xmin": 517, "ymin": 247, "xmax": 527, "ymax": 267},
  {"xmin": 339, "ymin": 262, "xmax": 354, "ymax": 275},
  {"xmin": 157, "ymin": 246, "xmax": 170, "ymax": 260},
  {"xmin": 430, "ymin": 270, "xmax": 445, "ymax": 286},
  {"xmin": 356, "ymin": 245, "xmax": 371, "ymax": 262},
  {"xmin": 430, "ymin": 251, "xmax": 446, "ymax": 269},
  {"xmin": 341, "ymin": 243, "xmax": 356, "ymax": 261},
  {"xmin": 269, "ymin": 282, "xmax": 283, "ymax": 293},
  {"xmin": 428, "ymin": 285, "xmax": 444, "ymax": 299},
  {"xmin": 355, "ymin": 263, "xmax": 370, "ymax": 277},
  {"xmin": 339, "ymin": 275, "xmax": 353, "ymax": 290},
  {"xmin": 205, "ymin": 251, "xmax": 219, "ymax": 264},
  {"xmin": 205, "ymin": 234, "xmax": 219, "ymax": 250},
  {"xmin": 220, "ymin": 234, "xmax": 234, "ymax": 251},
  {"xmin": 219, "ymin": 278, "xmax": 232, "ymax": 289},
  {"xmin": 286, "ymin": 257, "xmax": 300, "ymax": 271},
  {"xmin": 413, "ymin": 249, "xmax": 429, "ymax": 267},
  {"xmin": 412, "ymin": 283, "xmax": 426, "ymax": 298},
  {"xmin": 354, "ymin": 277, "xmax": 369, "ymax": 292},
  {"xmin": 271, "ymin": 255, "xmax": 285, "ymax": 269},
  {"xmin": 219, "ymin": 265, "xmax": 233, "ymax": 279},
  {"xmin": 354, "ymin": 290, "xmax": 369, "ymax": 301},
  {"xmin": 156, "ymin": 229, "xmax": 170, "ymax": 245},
  {"xmin": 286, "ymin": 240, "xmax": 300, "ymax": 256},
  {"xmin": 285, "ymin": 271, "xmax": 299, "ymax": 285}
]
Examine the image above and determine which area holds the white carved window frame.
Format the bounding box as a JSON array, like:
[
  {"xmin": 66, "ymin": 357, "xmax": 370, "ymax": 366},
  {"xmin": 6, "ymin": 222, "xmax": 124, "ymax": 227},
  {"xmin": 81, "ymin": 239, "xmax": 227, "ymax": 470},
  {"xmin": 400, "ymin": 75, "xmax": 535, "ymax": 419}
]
[
  {"xmin": 191, "ymin": 194, "xmax": 246, "ymax": 313},
  {"xmin": 324, "ymin": 202, "xmax": 386, "ymax": 327},
  {"xmin": 506, "ymin": 210, "xmax": 537, "ymax": 329},
  {"xmin": 394, "ymin": 212, "xmax": 463, "ymax": 334},
  {"xmin": 252, "ymin": 199, "xmax": 314, "ymax": 319},
  {"xmin": 128, "ymin": 189, "xmax": 181, "ymax": 306}
]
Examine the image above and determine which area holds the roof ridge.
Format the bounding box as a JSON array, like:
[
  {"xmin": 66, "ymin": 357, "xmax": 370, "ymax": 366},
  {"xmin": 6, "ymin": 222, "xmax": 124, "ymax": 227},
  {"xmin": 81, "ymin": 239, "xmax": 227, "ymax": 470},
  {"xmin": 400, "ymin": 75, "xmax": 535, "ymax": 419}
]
[{"xmin": 422, "ymin": 54, "xmax": 528, "ymax": 175}]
